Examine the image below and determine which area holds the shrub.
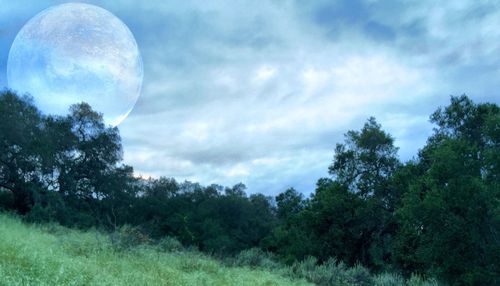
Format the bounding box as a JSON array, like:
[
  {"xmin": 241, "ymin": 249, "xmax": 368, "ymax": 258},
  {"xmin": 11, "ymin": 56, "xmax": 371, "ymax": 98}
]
[
  {"xmin": 233, "ymin": 248, "xmax": 280, "ymax": 270},
  {"xmin": 24, "ymin": 204, "xmax": 52, "ymax": 223},
  {"xmin": 373, "ymin": 273, "xmax": 405, "ymax": 286},
  {"xmin": 0, "ymin": 189, "xmax": 14, "ymax": 210},
  {"xmin": 287, "ymin": 257, "xmax": 371, "ymax": 286},
  {"xmin": 344, "ymin": 264, "xmax": 374, "ymax": 286},
  {"xmin": 407, "ymin": 274, "xmax": 440, "ymax": 286},
  {"xmin": 157, "ymin": 236, "xmax": 184, "ymax": 252},
  {"xmin": 291, "ymin": 259, "xmax": 341, "ymax": 285},
  {"xmin": 282, "ymin": 257, "xmax": 381, "ymax": 286},
  {"xmin": 110, "ymin": 225, "xmax": 150, "ymax": 251}
]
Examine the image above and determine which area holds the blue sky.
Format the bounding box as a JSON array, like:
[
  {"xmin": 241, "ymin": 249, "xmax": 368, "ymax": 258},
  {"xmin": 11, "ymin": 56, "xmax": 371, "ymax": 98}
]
[{"xmin": 1, "ymin": 0, "xmax": 500, "ymax": 195}]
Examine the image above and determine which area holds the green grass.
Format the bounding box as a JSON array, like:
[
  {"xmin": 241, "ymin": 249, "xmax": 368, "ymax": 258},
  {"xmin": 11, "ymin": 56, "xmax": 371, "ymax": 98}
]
[
  {"xmin": 0, "ymin": 214, "xmax": 311, "ymax": 286},
  {"xmin": 0, "ymin": 214, "xmax": 442, "ymax": 286}
]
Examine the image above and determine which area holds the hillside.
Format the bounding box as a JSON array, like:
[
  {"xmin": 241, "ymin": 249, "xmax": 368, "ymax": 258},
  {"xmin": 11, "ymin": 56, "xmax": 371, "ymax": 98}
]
[
  {"xmin": 0, "ymin": 214, "xmax": 445, "ymax": 286},
  {"xmin": 0, "ymin": 214, "xmax": 311, "ymax": 286}
]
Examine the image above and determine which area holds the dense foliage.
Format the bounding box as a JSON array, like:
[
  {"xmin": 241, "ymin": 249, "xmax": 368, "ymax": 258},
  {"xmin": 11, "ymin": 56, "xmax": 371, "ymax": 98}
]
[{"xmin": 0, "ymin": 90, "xmax": 498, "ymax": 285}]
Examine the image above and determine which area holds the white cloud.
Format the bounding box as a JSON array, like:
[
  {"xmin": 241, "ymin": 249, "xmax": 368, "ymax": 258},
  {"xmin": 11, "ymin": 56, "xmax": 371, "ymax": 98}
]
[
  {"xmin": 253, "ymin": 65, "xmax": 277, "ymax": 83},
  {"xmin": 4, "ymin": 0, "xmax": 500, "ymax": 195}
]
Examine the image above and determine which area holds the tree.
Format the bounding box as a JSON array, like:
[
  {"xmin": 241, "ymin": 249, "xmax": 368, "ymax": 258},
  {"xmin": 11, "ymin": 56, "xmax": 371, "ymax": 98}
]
[
  {"xmin": 262, "ymin": 188, "xmax": 317, "ymax": 263},
  {"xmin": 54, "ymin": 103, "xmax": 123, "ymax": 226},
  {"xmin": 325, "ymin": 118, "xmax": 401, "ymax": 269},
  {"xmin": 329, "ymin": 117, "xmax": 400, "ymax": 200},
  {"xmin": 275, "ymin": 188, "xmax": 305, "ymax": 222},
  {"xmin": 100, "ymin": 165, "xmax": 138, "ymax": 229},
  {"xmin": 306, "ymin": 178, "xmax": 363, "ymax": 264},
  {"xmin": 395, "ymin": 95, "xmax": 500, "ymax": 284},
  {"xmin": 0, "ymin": 91, "xmax": 45, "ymax": 214}
]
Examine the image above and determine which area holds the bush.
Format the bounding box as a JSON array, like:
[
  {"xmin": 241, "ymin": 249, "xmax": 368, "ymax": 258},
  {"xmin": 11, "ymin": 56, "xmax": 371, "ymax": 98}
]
[
  {"xmin": 286, "ymin": 257, "xmax": 375, "ymax": 286},
  {"xmin": 24, "ymin": 191, "xmax": 72, "ymax": 225},
  {"xmin": 407, "ymin": 274, "xmax": 440, "ymax": 286},
  {"xmin": 0, "ymin": 189, "xmax": 14, "ymax": 210},
  {"xmin": 110, "ymin": 225, "xmax": 150, "ymax": 251},
  {"xmin": 373, "ymin": 273, "xmax": 405, "ymax": 286},
  {"xmin": 24, "ymin": 204, "xmax": 52, "ymax": 223},
  {"xmin": 233, "ymin": 248, "xmax": 280, "ymax": 270},
  {"xmin": 157, "ymin": 236, "xmax": 184, "ymax": 252},
  {"xmin": 344, "ymin": 264, "xmax": 374, "ymax": 286}
]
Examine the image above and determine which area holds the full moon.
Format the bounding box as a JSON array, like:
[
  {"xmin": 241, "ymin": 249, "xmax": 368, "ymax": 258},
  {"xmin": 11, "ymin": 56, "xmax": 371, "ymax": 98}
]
[{"xmin": 7, "ymin": 3, "xmax": 143, "ymax": 126}]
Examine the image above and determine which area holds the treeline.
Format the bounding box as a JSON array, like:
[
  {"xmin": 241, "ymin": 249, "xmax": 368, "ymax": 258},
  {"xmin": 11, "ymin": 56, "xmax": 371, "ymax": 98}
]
[{"xmin": 0, "ymin": 90, "xmax": 498, "ymax": 285}]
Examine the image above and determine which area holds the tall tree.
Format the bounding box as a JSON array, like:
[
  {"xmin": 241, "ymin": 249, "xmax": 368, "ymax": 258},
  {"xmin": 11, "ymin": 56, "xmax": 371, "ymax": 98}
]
[
  {"xmin": 59, "ymin": 104, "xmax": 121, "ymax": 194},
  {"xmin": 395, "ymin": 95, "xmax": 500, "ymax": 284},
  {"xmin": 306, "ymin": 178, "xmax": 363, "ymax": 264},
  {"xmin": 326, "ymin": 118, "xmax": 401, "ymax": 268},
  {"xmin": 0, "ymin": 91, "xmax": 45, "ymax": 214},
  {"xmin": 329, "ymin": 117, "xmax": 400, "ymax": 200}
]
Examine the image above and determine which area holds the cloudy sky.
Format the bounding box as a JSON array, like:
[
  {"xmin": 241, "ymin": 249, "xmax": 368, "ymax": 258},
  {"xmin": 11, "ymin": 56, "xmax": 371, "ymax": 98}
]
[{"xmin": 1, "ymin": 0, "xmax": 500, "ymax": 195}]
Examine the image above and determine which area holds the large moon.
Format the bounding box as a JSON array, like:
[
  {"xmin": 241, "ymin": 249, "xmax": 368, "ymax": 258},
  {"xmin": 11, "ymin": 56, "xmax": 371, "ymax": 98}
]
[{"xmin": 7, "ymin": 3, "xmax": 143, "ymax": 126}]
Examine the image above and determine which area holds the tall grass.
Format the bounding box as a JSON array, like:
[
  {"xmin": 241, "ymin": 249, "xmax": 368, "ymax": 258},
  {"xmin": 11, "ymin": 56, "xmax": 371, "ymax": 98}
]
[
  {"xmin": 0, "ymin": 214, "xmax": 310, "ymax": 286},
  {"xmin": 0, "ymin": 214, "xmax": 442, "ymax": 286}
]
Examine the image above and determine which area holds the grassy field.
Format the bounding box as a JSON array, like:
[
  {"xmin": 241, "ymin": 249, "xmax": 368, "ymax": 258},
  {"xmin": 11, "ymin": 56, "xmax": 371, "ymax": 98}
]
[
  {"xmin": 0, "ymin": 214, "xmax": 311, "ymax": 286},
  {"xmin": 0, "ymin": 214, "xmax": 441, "ymax": 286}
]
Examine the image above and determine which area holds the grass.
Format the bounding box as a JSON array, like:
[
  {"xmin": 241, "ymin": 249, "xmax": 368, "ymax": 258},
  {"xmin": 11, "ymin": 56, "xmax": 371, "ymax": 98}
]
[
  {"xmin": 0, "ymin": 214, "xmax": 441, "ymax": 286},
  {"xmin": 0, "ymin": 214, "xmax": 311, "ymax": 286}
]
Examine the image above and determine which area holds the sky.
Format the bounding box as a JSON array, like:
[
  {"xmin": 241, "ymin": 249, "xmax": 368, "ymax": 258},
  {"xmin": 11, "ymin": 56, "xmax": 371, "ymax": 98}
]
[{"xmin": 1, "ymin": 0, "xmax": 500, "ymax": 196}]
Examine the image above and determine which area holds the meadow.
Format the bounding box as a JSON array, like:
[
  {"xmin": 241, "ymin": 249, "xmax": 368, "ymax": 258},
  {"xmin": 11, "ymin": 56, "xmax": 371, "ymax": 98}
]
[
  {"xmin": 0, "ymin": 213, "xmax": 441, "ymax": 286},
  {"xmin": 0, "ymin": 214, "xmax": 311, "ymax": 286}
]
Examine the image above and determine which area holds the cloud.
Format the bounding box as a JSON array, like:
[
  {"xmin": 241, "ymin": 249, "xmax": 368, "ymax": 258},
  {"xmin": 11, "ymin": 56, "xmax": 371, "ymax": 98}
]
[{"xmin": 2, "ymin": 0, "xmax": 500, "ymax": 195}]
